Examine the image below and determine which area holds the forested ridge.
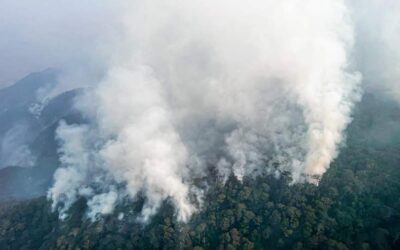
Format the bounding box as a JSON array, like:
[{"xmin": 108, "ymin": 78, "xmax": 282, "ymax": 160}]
[{"xmin": 0, "ymin": 93, "xmax": 400, "ymax": 250}]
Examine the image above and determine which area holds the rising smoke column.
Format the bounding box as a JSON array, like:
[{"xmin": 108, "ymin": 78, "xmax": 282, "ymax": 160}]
[
  {"xmin": 49, "ymin": 67, "xmax": 195, "ymax": 221},
  {"xmin": 49, "ymin": 0, "xmax": 360, "ymax": 221}
]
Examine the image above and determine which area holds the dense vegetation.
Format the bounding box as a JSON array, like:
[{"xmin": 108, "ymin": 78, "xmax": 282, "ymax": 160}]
[{"xmin": 0, "ymin": 93, "xmax": 400, "ymax": 250}]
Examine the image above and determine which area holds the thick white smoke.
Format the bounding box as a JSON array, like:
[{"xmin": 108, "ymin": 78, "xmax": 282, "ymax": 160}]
[
  {"xmin": 49, "ymin": 68, "xmax": 196, "ymax": 221},
  {"xmin": 49, "ymin": 0, "xmax": 361, "ymax": 221}
]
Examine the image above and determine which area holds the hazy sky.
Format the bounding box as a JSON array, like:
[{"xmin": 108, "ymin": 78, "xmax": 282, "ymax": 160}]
[{"xmin": 0, "ymin": 0, "xmax": 118, "ymax": 87}]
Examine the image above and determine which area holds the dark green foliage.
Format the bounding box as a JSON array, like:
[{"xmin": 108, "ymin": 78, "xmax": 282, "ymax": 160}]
[{"xmin": 0, "ymin": 93, "xmax": 400, "ymax": 249}]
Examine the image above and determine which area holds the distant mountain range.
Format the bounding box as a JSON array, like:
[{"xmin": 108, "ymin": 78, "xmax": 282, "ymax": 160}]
[{"xmin": 0, "ymin": 69, "xmax": 83, "ymax": 201}]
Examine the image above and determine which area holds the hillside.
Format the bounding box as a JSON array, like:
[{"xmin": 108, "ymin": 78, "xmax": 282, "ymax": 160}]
[
  {"xmin": 0, "ymin": 93, "xmax": 399, "ymax": 249},
  {"xmin": 0, "ymin": 70, "xmax": 84, "ymax": 201}
]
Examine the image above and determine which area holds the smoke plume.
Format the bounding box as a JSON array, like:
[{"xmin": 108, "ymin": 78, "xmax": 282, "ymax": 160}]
[{"xmin": 49, "ymin": 0, "xmax": 362, "ymax": 221}]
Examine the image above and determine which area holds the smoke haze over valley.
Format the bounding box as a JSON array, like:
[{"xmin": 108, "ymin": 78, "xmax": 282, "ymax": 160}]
[{"xmin": 1, "ymin": 0, "xmax": 400, "ymax": 240}]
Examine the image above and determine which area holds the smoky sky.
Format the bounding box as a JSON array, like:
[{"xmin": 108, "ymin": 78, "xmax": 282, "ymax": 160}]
[
  {"xmin": 1, "ymin": 0, "xmax": 399, "ymax": 93},
  {"xmin": 0, "ymin": 0, "xmax": 120, "ymax": 87}
]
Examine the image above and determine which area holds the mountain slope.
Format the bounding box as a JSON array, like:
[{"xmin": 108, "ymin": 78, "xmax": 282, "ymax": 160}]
[
  {"xmin": 0, "ymin": 92, "xmax": 399, "ymax": 249},
  {"xmin": 0, "ymin": 70, "xmax": 84, "ymax": 201}
]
